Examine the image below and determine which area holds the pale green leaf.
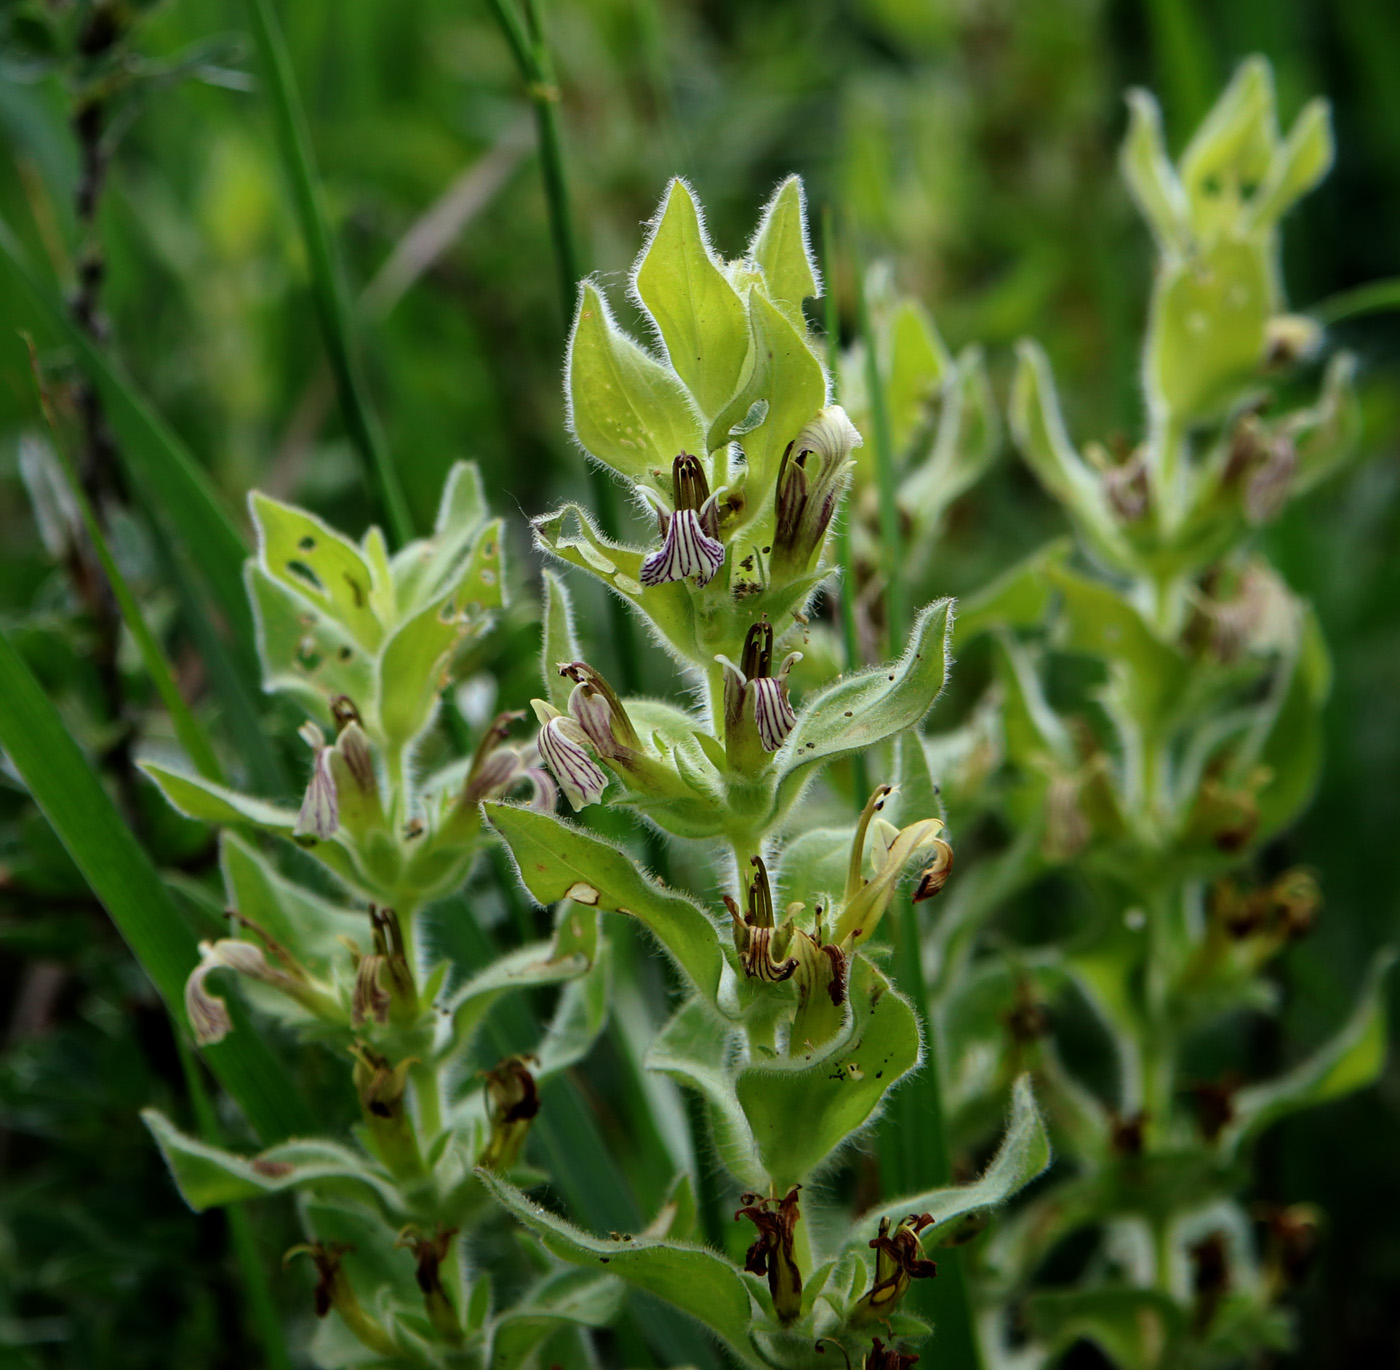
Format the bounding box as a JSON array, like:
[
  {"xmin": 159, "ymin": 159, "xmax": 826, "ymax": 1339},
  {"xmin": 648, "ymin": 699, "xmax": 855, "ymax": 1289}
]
[
  {"xmin": 1148, "ymin": 239, "xmax": 1272, "ymax": 421},
  {"xmin": 143, "ymin": 1108, "xmax": 399, "ymax": 1212},
  {"xmin": 479, "ymin": 1170, "xmax": 757, "ymax": 1362},
  {"xmin": 247, "ymin": 563, "xmax": 375, "ymax": 719},
  {"xmin": 441, "ymin": 910, "xmax": 600, "ymax": 1053},
  {"xmin": 884, "ymin": 298, "xmax": 949, "ymax": 455},
  {"xmin": 847, "ymin": 1074, "xmax": 1051, "ymax": 1247},
  {"xmin": 567, "ymin": 281, "xmax": 705, "ymax": 481},
  {"xmin": 1179, "ymin": 56, "xmax": 1276, "ymax": 215},
  {"xmin": 490, "ymin": 1269, "xmax": 626, "ymax": 1370},
  {"xmin": 534, "ymin": 945, "xmax": 612, "ymax": 1079},
  {"xmin": 634, "ymin": 179, "xmax": 750, "ymax": 420},
  {"xmin": 250, "ymin": 492, "xmax": 384, "ymax": 649},
  {"xmin": 390, "ymin": 460, "xmax": 488, "ymax": 610},
  {"xmin": 1120, "ymin": 90, "xmax": 1190, "ymax": 254},
  {"xmin": 485, "ymin": 803, "xmax": 725, "ymax": 1004},
  {"xmin": 1048, "ymin": 564, "xmax": 1188, "ymax": 736},
  {"xmin": 1010, "ymin": 342, "xmax": 1131, "ymax": 573},
  {"xmin": 1247, "ymin": 98, "xmax": 1333, "ymax": 231},
  {"xmin": 532, "ymin": 503, "xmax": 699, "ymax": 663},
  {"xmin": 731, "ymin": 290, "xmax": 827, "ymax": 503},
  {"xmin": 140, "ymin": 762, "xmax": 298, "ymax": 832},
  {"xmin": 375, "ymin": 599, "xmax": 465, "ymax": 755},
  {"xmin": 747, "ymin": 175, "xmax": 819, "ymax": 328},
  {"xmin": 220, "ymin": 831, "xmax": 353, "ymax": 970},
  {"xmin": 1028, "ymin": 1288, "xmax": 1184, "ymax": 1370},
  {"xmin": 954, "ymin": 537, "xmax": 1072, "ymax": 643},
  {"xmin": 774, "ymin": 599, "xmax": 953, "ymax": 815}
]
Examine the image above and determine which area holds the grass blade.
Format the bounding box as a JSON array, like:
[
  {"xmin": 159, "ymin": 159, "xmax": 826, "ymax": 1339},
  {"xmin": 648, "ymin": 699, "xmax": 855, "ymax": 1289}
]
[
  {"xmin": 1312, "ymin": 277, "xmax": 1400, "ymax": 325},
  {"xmin": 0, "ymin": 626, "xmax": 313, "ymax": 1142},
  {"xmin": 241, "ymin": 0, "xmax": 414, "ymax": 547},
  {"xmin": 851, "ymin": 237, "xmax": 908, "ymax": 656},
  {"xmin": 26, "ymin": 342, "xmax": 224, "ymax": 785},
  {"xmin": 0, "ymin": 214, "xmax": 252, "ymax": 645},
  {"xmin": 483, "ymin": 0, "xmax": 641, "ymax": 691}
]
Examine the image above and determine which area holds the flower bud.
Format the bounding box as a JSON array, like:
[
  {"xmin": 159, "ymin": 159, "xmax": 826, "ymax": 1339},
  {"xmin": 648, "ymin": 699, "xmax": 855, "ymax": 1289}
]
[
  {"xmin": 789, "ymin": 918, "xmax": 848, "ymax": 1052},
  {"xmin": 396, "ymin": 1225, "xmax": 462, "ymax": 1344},
  {"xmin": 771, "ymin": 407, "xmax": 861, "ymax": 577},
  {"xmin": 478, "ymin": 1054, "xmax": 541, "ymax": 1172},
  {"xmin": 285, "ymin": 1242, "xmax": 396, "ymax": 1356},
  {"xmin": 295, "ymin": 721, "xmax": 338, "ymax": 841},
  {"xmin": 558, "ymin": 662, "xmax": 642, "ymax": 758},
  {"xmin": 735, "ymin": 1186, "xmax": 804, "ymax": 1325},
  {"xmin": 350, "ymin": 906, "xmax": 416, "ymax": 1027},
  {"xmin": 865, "ymin": 1338, "xmax": 921, "ymax": 1370},
  {"xmin": 184, "ymin": 936, "xmax": 322, "ymax": 1046},
  {"xmin": 349, "ymin": 1042, "xmax": 422, "ymax": 1178}
]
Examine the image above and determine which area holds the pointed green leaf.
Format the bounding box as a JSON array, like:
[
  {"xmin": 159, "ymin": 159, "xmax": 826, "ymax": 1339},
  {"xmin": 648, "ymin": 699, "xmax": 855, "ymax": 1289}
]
[
  {"xmin": 884, "ymin": 298, "xmax": 949, "ymax": 455},
  {"xmin": 390, "ymin": 460, "xmax": 489, "ymax": 610},
  {"xmin": 1120, "ymin": 90, "xmax": 1190, "ymax": 254},
  {"xmin": 1010, "ymin": 341, "xmax": 1131, "ymax": 572},
  {"xmin": 376, "ymin": 599, "xmax": 466, "ymax": 755},
  {"xmin": 442, "ymin": 910, "xmax": 600, "ymax": 1053},
  {"xmin": 1179, "ymin": 56, "xmax": 1275, "ymax": 214},
  {"xmin": 479, "ymin": 1171, "xmax": 757, "ymax": 1362},
  {"xmin": 567, "ymin": 281, "xmax": 705, "ymax": 481},
  {"xmin": 847, "ymin": 1074, "xmax": 1051, "ymax": 1248},
  {"xmin": 775, "ymin": 599, "xmax": 953, "ymax": 815},
  {"xmin": 250, "ymin": 492, "xmax": 384, "ymax": 649},
  {"xmin": 748, "ymin": 175, "xmax": 819, "ymax": 327},
  {"xmin": 1228, "ymin": 950, "xmax": 1394, "ymax": 1152},
  {"xmin": 221, "ymin": 831, "xmax": 353, "ymax": 970},
  {"xmin": 533, "ymin": 503, "xmax": 699, "ymax": 663},
  {"xmin": 633, "ymin": 179, "xmax": 750, "ymax": 420},
  {"xmin": 1048, "ymin": 564, "xmax": 1188, "ymax": 736},
  {"xmin": 732, "ymin": 290, "xmax": 827, "ymax": 503},
  {"xmin": 1148, "ymin": 240, "xmax": 1272, "ymax": 421},
  {"xmin": 490, "ymin": 1269, "xmax": 626, "ymax": 1370},
  {"xmin": 143, "ymin": 1108, "xmax": 398, "ymax": 1212},
  {"xmin": 247, "ymin": 563, "xmax": 375, "ymax": 718},
  {"xmin": 954, "ymin": 537, "xmax": 1072, "ymax": 642},
  {"xmin": 140, "ymin": 762, "xmax": 298, "ymax": 832},
  {"xmin": 535, "ymin": 946, "xmax": 612, "ymax": 1079},
  {"xmin": 485, "ymin": 802, "xmax": 725, "ymax": 1004},
  {"xmin": 1247, "ymin": 98, "xmax": 1333, "ymax": 231},
  {"xmin": 1028, "ymin": 1288, "xmax": 1185, "ymax": 1370}
]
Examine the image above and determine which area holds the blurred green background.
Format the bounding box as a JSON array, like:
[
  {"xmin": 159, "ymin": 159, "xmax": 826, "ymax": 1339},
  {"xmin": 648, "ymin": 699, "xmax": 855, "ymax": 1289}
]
[{"xmin": 0, "ymin": 0, "xmax": 1396, "ymax": 1365}]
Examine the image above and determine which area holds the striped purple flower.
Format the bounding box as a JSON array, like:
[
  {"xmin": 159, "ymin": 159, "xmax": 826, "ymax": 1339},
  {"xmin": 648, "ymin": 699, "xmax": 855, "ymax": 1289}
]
[
  {"xmin": 533, "ymin": 702, "xmax": 609, "ymax": 810},
  {"xmin": 639, "ymin": 451, "xmax": 726, "ymax": 588},
  {"xmin": 295, "ymin": 722, "xmax": 339, "ymax": 839},
  {"xmin": 640, "ymin": 507, "xmax": 725, "ymax": 587},
  {"xmin": 717, "ymin": 617, "xmax": 802, "ymax": 756},
  {"xmin": 751, "ymin": 675, "xmax": 798, "ymax": 752}
]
